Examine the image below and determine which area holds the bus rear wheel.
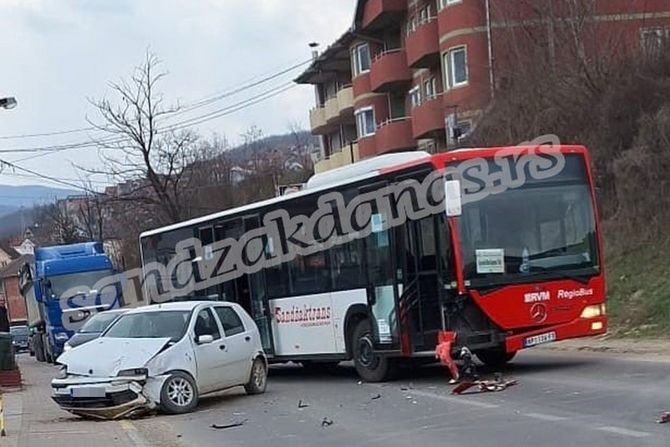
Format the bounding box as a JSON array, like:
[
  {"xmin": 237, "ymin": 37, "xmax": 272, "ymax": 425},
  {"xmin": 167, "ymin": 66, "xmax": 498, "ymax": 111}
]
[
  {"xmin": 475, "ymin": 348, "xmax": 516, "ymax": 368},
  {"xmin": 352, "ymin": 320, "xmax": 397, "ymax": 382}
]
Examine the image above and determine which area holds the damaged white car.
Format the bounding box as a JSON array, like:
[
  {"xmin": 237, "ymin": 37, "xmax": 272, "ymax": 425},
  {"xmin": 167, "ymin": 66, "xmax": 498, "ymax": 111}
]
[{"xmin": 51, "ymin": 301, "xmax": 268, "ymax": 419}]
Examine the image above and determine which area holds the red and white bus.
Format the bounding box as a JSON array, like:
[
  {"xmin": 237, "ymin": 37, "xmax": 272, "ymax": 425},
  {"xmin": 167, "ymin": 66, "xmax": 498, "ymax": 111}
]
[{"xmin": 139, "ymin": 145, "xmax": 606, "ymax": 381}]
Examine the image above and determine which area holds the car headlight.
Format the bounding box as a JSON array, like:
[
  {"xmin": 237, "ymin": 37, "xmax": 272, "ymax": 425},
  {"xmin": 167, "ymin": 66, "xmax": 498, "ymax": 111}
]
[
  {"xmin": 54, "ymin": 332, "xmax": 69, "ymax": 342},
  {"xmin": 55, "ymin": 365, "xmax": 68, "ymax": 379},
  {"xmin": 117, "ymin": 368, "xmax": 148, "ymax": 378},
  {"xmin": 580, "ymin": 304, "xmax": 606, "ymax": 319},
  {"xmin": 63, "ymin": 343, "xmax": 73, "ymax": 352}
]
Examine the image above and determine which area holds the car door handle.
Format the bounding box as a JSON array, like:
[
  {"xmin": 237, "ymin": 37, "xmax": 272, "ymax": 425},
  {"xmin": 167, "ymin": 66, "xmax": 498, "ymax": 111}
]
[
  {"xmin": 245, "ymin": 336, "xmax": 251, "ymax": 342},
  {"xmin": 219, "ymin": 345, "xmax": 226, "ymax": 350}
]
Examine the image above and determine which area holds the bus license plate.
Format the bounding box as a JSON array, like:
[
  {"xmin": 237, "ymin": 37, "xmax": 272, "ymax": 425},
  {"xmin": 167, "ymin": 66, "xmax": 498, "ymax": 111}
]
[{"xmin": 524, "ymin": 331, "xmax": 556, "ymax": 348}]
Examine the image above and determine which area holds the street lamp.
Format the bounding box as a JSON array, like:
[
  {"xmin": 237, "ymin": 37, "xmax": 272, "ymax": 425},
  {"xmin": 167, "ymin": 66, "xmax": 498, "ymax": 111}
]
[{"xmin": 0, "ymin": 97, "xmax": 17, "ymax": 110}]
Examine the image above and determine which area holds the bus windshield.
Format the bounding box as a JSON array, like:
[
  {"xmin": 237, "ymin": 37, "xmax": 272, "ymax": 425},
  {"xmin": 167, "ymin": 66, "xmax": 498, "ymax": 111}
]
[{"xmin": 456, "ymin": 154, "xmax": 599, "ymax": 288}]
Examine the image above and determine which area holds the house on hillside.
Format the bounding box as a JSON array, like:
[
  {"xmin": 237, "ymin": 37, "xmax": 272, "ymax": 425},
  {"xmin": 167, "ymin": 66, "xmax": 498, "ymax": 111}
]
[
  {"xmin": 0, "ymin": 254, "xmax": 31, "ymax": 324},
  {"xmin": 0, "ymin": 241, "xmax": 19, "ymax": 267}
]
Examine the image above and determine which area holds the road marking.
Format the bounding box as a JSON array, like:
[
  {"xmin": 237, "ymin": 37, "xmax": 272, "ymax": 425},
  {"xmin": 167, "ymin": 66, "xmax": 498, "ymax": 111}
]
[
  {"xmin": 596, "ymin": 426, "xmax": 651, "ymax": 438},
  {"xmin": 409, "ymin": 389, "xmax": 500, "ymax": 409},
  {"xmin": 524, "ymin": 412, "xmax": 567, "ymax": 422}
]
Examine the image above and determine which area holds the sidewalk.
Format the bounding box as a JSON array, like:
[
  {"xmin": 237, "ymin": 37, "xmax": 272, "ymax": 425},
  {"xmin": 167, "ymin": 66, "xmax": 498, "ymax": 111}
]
[
  {"xmin": 538, "ymin": 335, "xmax": 670, "ymax": 360},
  {"xmin": 1, "ymin": 355, "xmax": 151, "ymax": 447}
]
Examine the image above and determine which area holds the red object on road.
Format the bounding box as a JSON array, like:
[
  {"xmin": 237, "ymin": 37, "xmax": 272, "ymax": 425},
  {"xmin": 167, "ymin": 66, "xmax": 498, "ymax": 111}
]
[
  {"xmin": 657, "ymin": 412, "xmax": 670, "ymax": 424},
  {"xmin": 435, "ymin": 331, "xmax": 459, "ymax": 380},
  {"xmin": 452, "ymin": 377, "xmax": 518, "ymax": 395}
]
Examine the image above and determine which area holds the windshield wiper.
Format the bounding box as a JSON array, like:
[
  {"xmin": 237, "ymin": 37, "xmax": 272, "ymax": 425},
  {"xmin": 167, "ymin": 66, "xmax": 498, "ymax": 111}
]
[{"xmin": 525, "ymin": 266, "xmax": 596, "ymax": 284}]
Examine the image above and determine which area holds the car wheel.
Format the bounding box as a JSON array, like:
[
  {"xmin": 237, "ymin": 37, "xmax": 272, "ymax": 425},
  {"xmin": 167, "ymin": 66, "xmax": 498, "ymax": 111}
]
[
  {"xmin": 476, "ymin": 348, "xmax": 517, "ymax": 368},
  {"xmin": 352, "ymin": 319, "xmax": 397, "ymax": 382},
  {"xmin": 34, "ymin": 336, "xmax": 45, "ymax": 362},
  {"xmin": 244, "ymin": 357, "xmax": 267, "ymax": 395},
  {"xmin": 160, "ymin": 371, "xmax": 199, "ymax": 414}
]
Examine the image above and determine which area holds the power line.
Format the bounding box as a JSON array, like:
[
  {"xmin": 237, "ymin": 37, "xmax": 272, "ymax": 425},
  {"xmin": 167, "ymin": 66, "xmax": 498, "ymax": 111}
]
[
  {"xmin": 0, "ymin": 58, "xmax": 311, "ymax": 141},
  {"xmin": 0, "ymin": 80, "xmax": 298, "ymax": 156}
]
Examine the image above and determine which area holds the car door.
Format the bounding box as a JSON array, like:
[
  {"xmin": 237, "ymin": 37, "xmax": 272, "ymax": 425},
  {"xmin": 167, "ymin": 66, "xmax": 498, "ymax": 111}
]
[
  {"xmin": 191, "ymin": 306, "xmax": 226, "ymax": 393},
  {"xmin": 213, "ymin": 305, "xmax": 254, "ymax": 387}
]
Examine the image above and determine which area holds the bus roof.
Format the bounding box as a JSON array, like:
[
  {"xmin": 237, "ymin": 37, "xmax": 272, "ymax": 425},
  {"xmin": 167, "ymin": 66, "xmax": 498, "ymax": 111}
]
[
  {"xmin": 139, "ymin": 145, "xmax": 589, "ymax": 240},
  {"xmin": 140, "ymin": 151, "xmax": 432, "ymax": 239}
]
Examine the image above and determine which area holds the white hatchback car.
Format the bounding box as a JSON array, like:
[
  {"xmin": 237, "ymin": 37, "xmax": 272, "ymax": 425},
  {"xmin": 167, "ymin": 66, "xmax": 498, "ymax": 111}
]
[{"xmin": 52, "ymin": 301, "xmax": 267, "ymax": 419}]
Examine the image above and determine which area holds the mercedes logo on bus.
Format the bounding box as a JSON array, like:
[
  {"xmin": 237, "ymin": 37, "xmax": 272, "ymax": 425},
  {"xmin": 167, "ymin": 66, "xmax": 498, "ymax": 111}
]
[{"xmin": 530, "ymin": 303, "xmax": 548, "ymax": 323}]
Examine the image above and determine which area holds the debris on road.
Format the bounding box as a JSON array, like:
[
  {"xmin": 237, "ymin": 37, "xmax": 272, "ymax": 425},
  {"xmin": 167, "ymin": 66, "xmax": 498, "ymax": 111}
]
[
  {"xmin": 657, "ymin": 412, "xmax": 670, "ymax": 424},
  {"xmin": 298, "ymin": 400, "xmax": 309, "ymax": 409},
  {"xmin": 452, "ymin": 374, "xmax": 518, "ymax": 395},
  {"xmin": 435, "ymin": 331, "xmax": 460, "ymax": 380},
  {"xmin": 370, "ymin": 393, "xmax": 381, "ymax": 400},
  {"xmin": 321, "ymin": 417, "xmax": 333, "ymax": 427},
  {"xmin": 211, "ymin": 420, "xmax": 247, "ymax": 430}
]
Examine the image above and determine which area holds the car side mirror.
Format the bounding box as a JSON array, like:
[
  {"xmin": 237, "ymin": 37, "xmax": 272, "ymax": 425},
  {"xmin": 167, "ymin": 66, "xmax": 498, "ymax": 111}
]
[{"xmin": 197, "ymin": 334, "xmax": 214, "ymax": 344}]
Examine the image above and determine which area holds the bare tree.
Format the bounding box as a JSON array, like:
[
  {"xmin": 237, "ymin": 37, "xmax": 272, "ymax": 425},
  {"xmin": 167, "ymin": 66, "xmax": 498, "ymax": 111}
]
[{"xmin": 86, "ymin": 52, "xmax": 203, "ymax": 224}]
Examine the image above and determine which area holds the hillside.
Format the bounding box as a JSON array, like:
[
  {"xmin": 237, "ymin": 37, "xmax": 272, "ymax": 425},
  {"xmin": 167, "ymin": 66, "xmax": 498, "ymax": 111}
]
[{"xmin": 0, "ymin": 184, "xmax": 79, "ymax": 210}]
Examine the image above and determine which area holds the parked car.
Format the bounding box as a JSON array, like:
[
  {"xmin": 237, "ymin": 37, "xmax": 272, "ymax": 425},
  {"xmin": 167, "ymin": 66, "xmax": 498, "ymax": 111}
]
[
  {"xmin": 51, "ymin": 301, "xmax": 267, "ymax": 419},
  {"xmin": 63, "ymin": 309, "xmax": 128, "ymax": 352},
  {"xmin": 10, "ymin": 325, "xmax": 30, "ymax": 352}
]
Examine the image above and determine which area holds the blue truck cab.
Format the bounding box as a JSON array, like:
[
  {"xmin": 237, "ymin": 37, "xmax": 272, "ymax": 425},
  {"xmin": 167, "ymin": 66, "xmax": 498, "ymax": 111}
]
[{"xmin": 19, "ymin": 242, "xmax": 122, "ymax": 363}]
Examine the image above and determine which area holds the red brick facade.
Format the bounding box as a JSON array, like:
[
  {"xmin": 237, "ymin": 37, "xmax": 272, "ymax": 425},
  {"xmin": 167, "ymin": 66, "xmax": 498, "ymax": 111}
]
[{"xmin": 298, "ymin": 0, "xmax": 670, "ymax": 171}]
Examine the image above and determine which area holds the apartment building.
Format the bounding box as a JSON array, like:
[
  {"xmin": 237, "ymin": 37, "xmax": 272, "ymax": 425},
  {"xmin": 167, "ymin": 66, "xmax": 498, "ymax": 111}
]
[{"xmin": 297, "ymin": 0, "xmax": 670, "ymax": 173}]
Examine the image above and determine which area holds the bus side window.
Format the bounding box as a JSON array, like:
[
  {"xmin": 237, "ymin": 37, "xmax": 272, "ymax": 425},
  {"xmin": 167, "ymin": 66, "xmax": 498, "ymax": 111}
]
[{"xmin": 330, "ymin": 239, "xmax": 365, "ymax": 290}]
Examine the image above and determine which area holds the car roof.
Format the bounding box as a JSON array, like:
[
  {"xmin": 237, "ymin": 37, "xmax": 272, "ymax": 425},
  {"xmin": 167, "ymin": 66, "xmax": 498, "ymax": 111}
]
[{"xmin": 123, "ymin": 301, "xmax": 235, "ymax": 314}]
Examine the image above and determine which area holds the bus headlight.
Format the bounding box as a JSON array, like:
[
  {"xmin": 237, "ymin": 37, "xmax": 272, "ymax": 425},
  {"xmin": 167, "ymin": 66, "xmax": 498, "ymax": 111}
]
[{"xmin": 580, "ymin": 304, "xmax": 606, "ymax": 319}]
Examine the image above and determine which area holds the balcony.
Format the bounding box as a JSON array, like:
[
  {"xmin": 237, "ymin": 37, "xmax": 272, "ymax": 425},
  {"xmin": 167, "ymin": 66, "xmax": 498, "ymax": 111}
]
[
  {"xmin": 325, "ymin": 97, "xmax": 339, "ymax": 123},
  {"xmin": 358, "ymin": 135, "xmax": 377, "ymax": 159},
  {"xmin": 310, "ymin": 107, "xmax": 327, "ymax": 133},
  {"xmin": 406, "ymin": 18, "xmax": 440, "ymax": 68},
  {"xmin": 411, "ymin": 96, "xmax": 445, "ymax": 139},
  {"xmin": 375, "ymin": 117, "xmax": 416, "ymax": 154},
  {"xmin": 337, "ymin": 85, "xmax": 354, "ymax": 116},
  {"xmin": 315, "ymin": 143, "xmax": 360, "ymax": 173},
  {"xmin": 370, "ymin": 49, "xmax": 412, "ymax": 93},
  {"xmin": 360, "ymin": 0, "xmax": 407, "ymax": 31}
]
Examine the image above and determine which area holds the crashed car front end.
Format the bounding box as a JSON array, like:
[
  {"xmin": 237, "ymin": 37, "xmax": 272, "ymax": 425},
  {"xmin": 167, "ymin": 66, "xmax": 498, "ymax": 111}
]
[{"xmin": 51, "ymin": 368, "xmax": 169, "ymax": 419}]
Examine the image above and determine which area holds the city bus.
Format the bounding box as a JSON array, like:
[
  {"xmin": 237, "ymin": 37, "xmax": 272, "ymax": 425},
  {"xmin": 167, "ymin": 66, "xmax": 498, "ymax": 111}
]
[{"xmin": 139, "ymin": 144, "xmax": 606, "ymax": 382}]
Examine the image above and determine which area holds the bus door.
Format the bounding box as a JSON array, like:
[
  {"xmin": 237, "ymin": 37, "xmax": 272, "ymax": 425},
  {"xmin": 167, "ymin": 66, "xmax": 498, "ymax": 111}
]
[
  {"xmin": 242, "ymin": 215, "xmax": 275, "ymax": 356},
  {"xmin": 360, "ymin": 182, "xmax": 402, "ymax": 352},
  {"xmin": 400, "ymin": 215, "xmax": 445, "ymax": 352}
]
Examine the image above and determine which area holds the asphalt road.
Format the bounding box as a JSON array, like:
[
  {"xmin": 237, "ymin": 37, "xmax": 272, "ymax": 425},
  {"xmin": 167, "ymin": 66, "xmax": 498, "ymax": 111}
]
[{"xmin": 132, "ymin": 350, "xmax": 670, "ymax": 447}]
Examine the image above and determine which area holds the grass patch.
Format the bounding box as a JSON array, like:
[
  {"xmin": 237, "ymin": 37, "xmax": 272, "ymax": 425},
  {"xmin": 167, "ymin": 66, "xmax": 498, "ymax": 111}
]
[{"xmin": 605, "ymin": 238, "xmax": 670, "ymax": 336}]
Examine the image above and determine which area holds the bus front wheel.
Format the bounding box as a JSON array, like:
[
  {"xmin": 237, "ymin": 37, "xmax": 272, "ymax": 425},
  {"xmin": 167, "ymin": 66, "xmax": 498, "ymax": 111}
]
[
  {"xmin": 475, "ymin": 348, "xmax": 516, "ymax": 368},
  {"xmin": 352, "ymin": 320, "xmax": 397, "ymax": 382}
]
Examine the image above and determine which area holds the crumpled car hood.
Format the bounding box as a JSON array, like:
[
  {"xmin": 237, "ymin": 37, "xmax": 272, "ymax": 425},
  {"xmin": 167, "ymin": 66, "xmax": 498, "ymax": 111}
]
[{"xmin": 57, "ymin": 337, "xmax": 171, "ymax": 377}]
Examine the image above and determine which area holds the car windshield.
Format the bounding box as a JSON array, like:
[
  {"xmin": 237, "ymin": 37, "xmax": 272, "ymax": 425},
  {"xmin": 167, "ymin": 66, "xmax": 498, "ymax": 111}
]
[
  {"xmin": 456, "ymin": 154, "xmax": 599, "ymax": 288},
  {"xmin": 79, "ymin": 312, "xmax": 123, "ymax": 334},
  {"xmin": 10, "ymin": 326, "xmax": 29, "ymax": 336},
  {"xmin": 104, "ymin": 311, "xmax": 191, "ymax": 342}
]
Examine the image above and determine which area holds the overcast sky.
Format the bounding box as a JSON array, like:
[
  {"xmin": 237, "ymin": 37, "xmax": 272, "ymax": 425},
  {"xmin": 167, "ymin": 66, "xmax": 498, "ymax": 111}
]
[{"xmin": 0, "ymin": 0, "xmax": 356, "ymax": 189}]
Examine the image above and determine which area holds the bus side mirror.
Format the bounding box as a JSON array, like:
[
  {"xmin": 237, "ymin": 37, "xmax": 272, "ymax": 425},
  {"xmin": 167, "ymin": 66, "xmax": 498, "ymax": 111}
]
[{"xmin": 445, "ymin": 180, "xmax": 462, "ymax": 217}]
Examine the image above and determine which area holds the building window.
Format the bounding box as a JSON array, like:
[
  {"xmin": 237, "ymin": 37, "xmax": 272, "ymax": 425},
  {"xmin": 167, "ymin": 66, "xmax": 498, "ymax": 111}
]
[
  {"xmin": 439, "ymin": 0, "xmax": 462, "ymax": 9},
  {"xmin": 443, "ymin": 46, "xmax": 468, "ymax": 89},
  {"xmin": 355, "ymin": 107, "xmax": 376, "ymax": 138},
  {"xmin": 424, "ymin": 77, "xmax": 437, "ymax": 100},
  {"xmin": 447, "ymin": 116, "xmax": 472, "ymax": 144},
  {"xmin": 351, "ymin": 43, "xmax": 371, "ymax": 77},
  {"xmin": 418, "ymin": 4, "xmax": 432, "ymax": 25},
  {"xmin": 406, "ymin": 15, "xmax": 417, "ymax": 35},
  {"xmin": 641, "ymin": 27, "xmax": 670, "ymax": 55},
  {"xmin": 409, "ymin": 86, "xmax": 422, "ymax": 108}
]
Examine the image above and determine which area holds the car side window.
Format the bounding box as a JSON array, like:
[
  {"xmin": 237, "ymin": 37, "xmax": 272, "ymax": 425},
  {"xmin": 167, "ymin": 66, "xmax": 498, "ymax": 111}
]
[
  {"xmin": 194, "ymin": 308, "xmax": 221, "ymax": 340},
  {"xmin": 214, "ymin": 307, "xmax": 245, "ymax": 337}
]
